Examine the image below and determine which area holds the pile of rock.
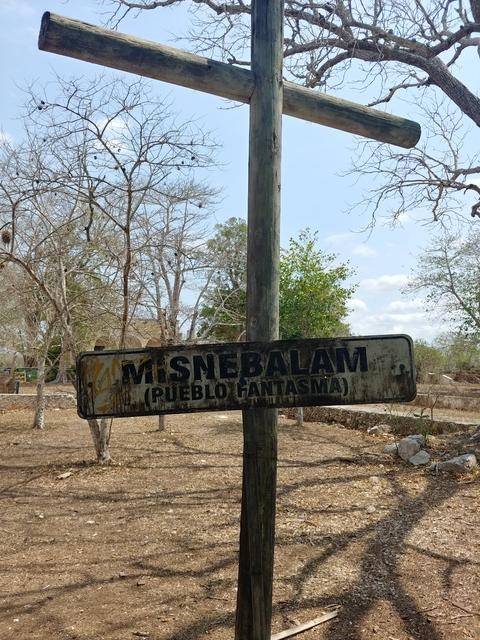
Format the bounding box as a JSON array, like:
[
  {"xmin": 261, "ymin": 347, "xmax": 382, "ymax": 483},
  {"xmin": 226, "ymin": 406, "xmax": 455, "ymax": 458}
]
[
  {"xmin": 383, "ymin": 434, "xmax": 431, "ymax": 466},
  {"xmin": 367, "ymin": 424, "xmax": 479, "ymax": 475}
]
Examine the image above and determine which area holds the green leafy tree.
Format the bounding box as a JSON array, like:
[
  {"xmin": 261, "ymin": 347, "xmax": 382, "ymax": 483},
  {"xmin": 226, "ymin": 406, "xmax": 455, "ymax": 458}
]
[
  {"xmin": 279, "ymin": 229, "xmax": 355, "ymax": 339},
  {"xmin": 435, "ymin": 333, "xmax": 480, "ymax": 373},
  {"xmin": 413, "ymin": 340, "xmax": 445, "ymax": 382},
  {"xmin": 200, "ymin": 224, "xmax": 355, "ymax": 341},
  {"xmin": 199, "ymin": 217, "xmax": 247, "ymax": 341}
]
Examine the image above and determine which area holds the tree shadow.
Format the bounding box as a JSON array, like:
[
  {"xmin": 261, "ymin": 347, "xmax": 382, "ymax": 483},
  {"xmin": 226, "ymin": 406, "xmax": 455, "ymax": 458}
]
[
  {"xmin": 1, "ymin": 412, "xmax": 475, "ymax": 640},
  {"xmin": 306, "ymin": 475, "xmax": 461, "ymax": 640}
]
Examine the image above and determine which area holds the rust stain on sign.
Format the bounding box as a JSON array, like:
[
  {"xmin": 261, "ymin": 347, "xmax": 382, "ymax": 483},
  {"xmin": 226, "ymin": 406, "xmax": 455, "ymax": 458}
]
[{"xmin": 76, "ymin": 335, "xmax": 416, "ymax": 419}]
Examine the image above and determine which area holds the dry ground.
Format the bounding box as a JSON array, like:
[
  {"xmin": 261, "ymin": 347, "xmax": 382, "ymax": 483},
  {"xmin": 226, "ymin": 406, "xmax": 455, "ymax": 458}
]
[{"xmin": 0, "ymin": 402, "xmax": 479, "ymax": 640}]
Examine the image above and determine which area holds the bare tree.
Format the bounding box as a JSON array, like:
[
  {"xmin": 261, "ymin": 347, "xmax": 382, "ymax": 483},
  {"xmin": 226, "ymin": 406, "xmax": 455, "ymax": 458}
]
[
  {"xmin": 131, "ymin": 177, "xmax": 219, "ymax": 434},
  {"xmin": 27, "ymin": 76, "xmax": 217, "ymax": 346},
  {"xmin": 0, "ymin": 264, "xmax": 26, "ymax": 364},
  {"xmin": 408, "ymin": 223, "xmax": 480, "ymax": 335},
  {"xmin": 0, "ymin": 140, "xmax": 115, "ymax": 429},
  {"xmin": 134, "ymin": 177, "xmax": 219, "ymax": 342},
  {"xmin": 30, "ymin": 75, "xmax": 217, "ymax": 452},
  {"xmin": 0, "ymin": 74, "xmax": 218, "ymax": 456},
  {"xmin": 105, "ymin": 0, "xmax": 480, "ymax": 225},
  {"xmin": 197, "ymin": 217, "xmax": 248, "ymax": 342}
]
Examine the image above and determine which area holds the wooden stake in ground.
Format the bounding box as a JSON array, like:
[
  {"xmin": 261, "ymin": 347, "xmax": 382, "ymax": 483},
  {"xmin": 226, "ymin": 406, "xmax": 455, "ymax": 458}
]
[
  {"xmin": 235, "ymin": 3, "xmax": 283, "ymax": 639},
  {"xmin": 38, "ymin": 9, "xmax": 421, "ymax": 640}
]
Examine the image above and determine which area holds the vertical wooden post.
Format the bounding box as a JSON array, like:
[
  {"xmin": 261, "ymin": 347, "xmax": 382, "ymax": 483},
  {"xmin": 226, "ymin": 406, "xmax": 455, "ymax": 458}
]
[{"xmin": 235, "ymin": 2, "xmax": 284, "ymax": 639}]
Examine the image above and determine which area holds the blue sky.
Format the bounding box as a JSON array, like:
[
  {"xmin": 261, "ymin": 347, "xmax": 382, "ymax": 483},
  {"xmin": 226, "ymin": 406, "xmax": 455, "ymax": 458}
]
[{"xmin": 0, "ymin": 0, "xmax": 448, "ymax": 342}]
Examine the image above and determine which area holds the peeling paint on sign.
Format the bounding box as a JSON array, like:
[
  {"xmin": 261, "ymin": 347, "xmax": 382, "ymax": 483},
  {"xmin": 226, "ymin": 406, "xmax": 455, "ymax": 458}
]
[{"xmin": 76, "ymin": 335, "xmax": 416, "ymax": 418}]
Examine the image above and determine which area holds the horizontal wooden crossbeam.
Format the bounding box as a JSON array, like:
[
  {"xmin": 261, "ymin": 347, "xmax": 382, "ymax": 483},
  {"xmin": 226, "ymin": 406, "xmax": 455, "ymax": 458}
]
[{"xmin": 38, "ymin": 12, "xmax": 421, "ymax": 148}]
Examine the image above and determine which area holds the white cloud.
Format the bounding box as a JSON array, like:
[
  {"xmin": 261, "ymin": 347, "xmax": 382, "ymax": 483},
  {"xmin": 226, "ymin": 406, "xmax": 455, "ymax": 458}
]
[
  {"xmin": 325, "ymin": 232, "xmax": 355, "ymax": 246},
  {"xmin": 98, "ymin": 117, "xmax": 128, "ymax": 133},
  {"xmin": 91, "ymin": 117, "xmax": 133, "ymax": 156},
  {"xmin": 360, "ymin": 274, "xmax": 410, "ymax": 292},
  {"xmin": 377, "ymin": 311, "xmax": 427, "ymax": 325},
  {"xmin": 0, "ymin": 131, "xmax": 14, "ymax": 145},
  {"xmin": 386, "ymin": 298, "xmax": 425, "ymax": 312},
  {"xmin": 352, "ymin": 244, "xmax": 376, "ymax": 258},
  {"xmin": 347, "ymin": 298, "xmax": 368, "ymax": 313},
  {"xmin": 466, "ymin": 177, "xmax": 480, "ymax": 187},
  {"xmin": 378, "ymin": 210, "xmax": 418, "ymax": 226},
  {"xmin": 346, "ymin": 305, "xmax": 450, "ymax": 342},
  {"xmin": 396, "ymin": 212, "xmax": 412, "ymax": 224}
]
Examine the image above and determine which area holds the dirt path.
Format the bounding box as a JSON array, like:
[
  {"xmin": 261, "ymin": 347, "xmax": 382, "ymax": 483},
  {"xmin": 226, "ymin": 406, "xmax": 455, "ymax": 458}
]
[{"xmin": 0, "ymin": 408, "xmax": 479, "ymax": 640}]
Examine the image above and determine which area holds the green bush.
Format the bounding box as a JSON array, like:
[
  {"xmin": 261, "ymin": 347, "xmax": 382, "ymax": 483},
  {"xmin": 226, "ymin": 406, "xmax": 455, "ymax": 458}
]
[{"xmin": 414, "ymin": 340, "xmax": 445, "ymax": 382}]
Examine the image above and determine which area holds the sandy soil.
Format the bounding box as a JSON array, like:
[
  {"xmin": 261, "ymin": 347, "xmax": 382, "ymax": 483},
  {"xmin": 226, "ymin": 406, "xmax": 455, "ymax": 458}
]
[{"xmin": 0, "ymin": 404, "xmax": 479, "ymax": 640}]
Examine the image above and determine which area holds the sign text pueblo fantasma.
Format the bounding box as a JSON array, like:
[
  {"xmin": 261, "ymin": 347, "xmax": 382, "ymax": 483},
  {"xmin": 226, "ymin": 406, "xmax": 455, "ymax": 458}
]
[{"xmin": 76, "ymin": 335, "xmax": 416, "ymax": 418}]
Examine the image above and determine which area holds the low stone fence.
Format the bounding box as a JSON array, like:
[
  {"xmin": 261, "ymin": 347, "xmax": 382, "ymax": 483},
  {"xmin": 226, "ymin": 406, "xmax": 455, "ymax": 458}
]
[
  {"xmin": 283, "ymin": 405, "xmax": 476, "ymax": 434},
  {"xmin": 0, "ymin": 393, "xmax": 76, "ymax": 411},
  {"xmin": 411, "ymin": 392, "xmax": 480, "ymax": 412},
  {"xmin": 2, "ymin": 392, "xmax": 476, "ymax": 434}
]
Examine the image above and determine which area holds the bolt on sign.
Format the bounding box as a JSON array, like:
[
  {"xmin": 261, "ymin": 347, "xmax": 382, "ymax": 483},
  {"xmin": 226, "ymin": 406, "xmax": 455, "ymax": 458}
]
[{"xmin": 77, "ymin": 335, "xmax": 416, "ymax": 419}]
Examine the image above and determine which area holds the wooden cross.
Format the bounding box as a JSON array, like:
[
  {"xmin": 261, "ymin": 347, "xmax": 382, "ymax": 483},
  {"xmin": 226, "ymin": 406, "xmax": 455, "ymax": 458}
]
[{"xmin": 39, "ymin": 7, "xmax": 420, "ymax": 640}]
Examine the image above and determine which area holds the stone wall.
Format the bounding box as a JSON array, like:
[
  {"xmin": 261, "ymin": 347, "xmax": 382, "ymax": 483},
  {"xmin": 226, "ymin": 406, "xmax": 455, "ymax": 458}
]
[
  {"xmin": 282, "ymin": 405, "xmax": 475, "ymax": 435},
  {"xmin": 0, "ymin": 393, "xmax": 76, "ymax": 411},
  {"xmin": 411, "ymin": 393, "xmax": 480, "ymax": 412}
]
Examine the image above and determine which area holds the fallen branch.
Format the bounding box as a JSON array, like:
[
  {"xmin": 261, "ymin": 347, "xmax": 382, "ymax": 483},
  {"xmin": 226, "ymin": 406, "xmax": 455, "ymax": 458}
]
[
  {"xmin": 443, "ymin": 597, "xmax": 479, "ymax": 617},
  {"xmin": 272, "ymin": 610, "xmax": 339, "ymax": 640}
]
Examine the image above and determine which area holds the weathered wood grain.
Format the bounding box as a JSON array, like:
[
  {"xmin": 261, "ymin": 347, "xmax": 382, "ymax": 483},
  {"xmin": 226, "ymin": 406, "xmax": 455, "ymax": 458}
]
[
  {"xmin": 236, "ymin": 1, "xmax": 283, "ymax": 638},
  {"xmin": 39, "ymin": 12, "xmax": 421, "ymax": 148}
]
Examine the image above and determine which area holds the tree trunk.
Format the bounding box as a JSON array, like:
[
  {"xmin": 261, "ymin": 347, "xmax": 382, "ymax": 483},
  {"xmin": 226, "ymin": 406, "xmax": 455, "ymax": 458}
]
[
  {"xmin": 295, "ymin": 407, "xmax": 304, "ymax": 427},
  {"xmin": 32, "ymin": 355, "xmax": 46, "ymax": 429},
  {"xmin": 87, "ymin": 418, "xmax": 112, "ymax": 463},
  {"xmin": 54, "ymin": 346, "xmax": 70, "ymax": 383}
]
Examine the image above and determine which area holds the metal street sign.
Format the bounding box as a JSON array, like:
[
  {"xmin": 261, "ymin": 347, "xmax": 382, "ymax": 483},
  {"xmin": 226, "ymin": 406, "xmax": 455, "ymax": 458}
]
[{"xmin": 76, "ymin": 335, "xmax": 416, "ymax": 419}]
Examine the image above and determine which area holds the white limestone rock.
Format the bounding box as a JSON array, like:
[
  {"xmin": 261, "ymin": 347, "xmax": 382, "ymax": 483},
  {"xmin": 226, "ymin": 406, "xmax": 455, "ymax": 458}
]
[
  {"xmin": 429, "ymin": 454, "xmax": 478, "ymax": 475},
  {"xmin": 408, "ymin": 450, "xmax": 431, "ymax": 466}
]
